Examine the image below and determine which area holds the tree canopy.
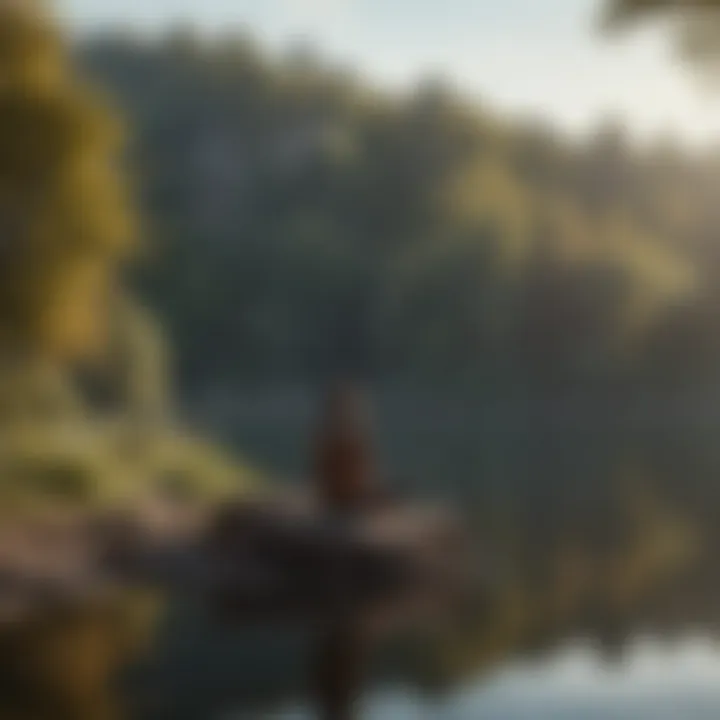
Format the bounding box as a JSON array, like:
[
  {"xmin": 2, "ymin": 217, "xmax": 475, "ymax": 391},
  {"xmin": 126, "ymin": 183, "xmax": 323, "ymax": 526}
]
[
  {"xmin": 73, "ymin": 31, "xmax": 720, "ymax": 397},
  {"xmin": 604, "ymin": 0, "xmax": 720, "ymax": 68},
  {"xmin": 0, "ymin": 2, "xmax": 136, "ymax": 361}
]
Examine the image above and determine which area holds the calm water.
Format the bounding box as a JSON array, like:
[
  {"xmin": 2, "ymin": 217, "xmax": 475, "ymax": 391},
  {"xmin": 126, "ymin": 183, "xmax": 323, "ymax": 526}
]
[
  {"xmin": 196, "ymin": 388, "xmax": 720, "ymax": 719},
  {"xmin": 12, "ymin": 389, "xmax": 720, "ymax": 719},
  {"xmin": 242, "ymin": 637, "xmax": 720, "ymax": 719}
]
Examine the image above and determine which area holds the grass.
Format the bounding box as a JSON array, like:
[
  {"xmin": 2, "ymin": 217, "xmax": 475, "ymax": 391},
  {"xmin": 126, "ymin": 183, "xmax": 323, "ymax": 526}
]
[{"xmin": 0, "ymin": 419, "xmax": 261, "ymax": 518}]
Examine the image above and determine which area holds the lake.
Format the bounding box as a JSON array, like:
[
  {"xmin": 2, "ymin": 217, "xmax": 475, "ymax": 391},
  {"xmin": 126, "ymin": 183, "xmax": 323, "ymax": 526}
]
[
  {"xmin": 185, "ymin": 386, "xmax": 720, "ymax": 718},
  {"xmin": 7, "ymin": 386, "xmax": 720, "ymax": 719},
  {"xmin": 240, "ymin": 636, "xmax": 720, "ymax": 719}
]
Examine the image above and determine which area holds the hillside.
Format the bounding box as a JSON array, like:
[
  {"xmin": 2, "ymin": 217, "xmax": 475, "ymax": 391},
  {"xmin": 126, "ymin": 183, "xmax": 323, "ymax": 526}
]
[{"xmin": 77, "ymin": 32, "xmax": 720, "ymax": 398}]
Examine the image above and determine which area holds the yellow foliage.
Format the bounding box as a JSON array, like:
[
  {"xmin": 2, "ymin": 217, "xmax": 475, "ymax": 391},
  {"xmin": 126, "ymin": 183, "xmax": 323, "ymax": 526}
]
[
  {"xmin": 0, "ymin": 2, "xmax": 136, "ymax": 359},
  {"xmin": 0, "ymin": 1, "xmax": 67, "ymax": 89}
]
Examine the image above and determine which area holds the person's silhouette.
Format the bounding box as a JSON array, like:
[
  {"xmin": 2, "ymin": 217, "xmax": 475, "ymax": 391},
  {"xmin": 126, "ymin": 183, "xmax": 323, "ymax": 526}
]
[{"xmin": 314, "ymin": 382, "xmax": 385, "ymax": 513}]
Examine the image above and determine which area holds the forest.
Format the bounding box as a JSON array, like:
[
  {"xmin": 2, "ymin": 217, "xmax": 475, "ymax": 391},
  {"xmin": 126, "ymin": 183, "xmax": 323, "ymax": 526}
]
[
  {"xmin": 74, "ymin": 29, "xmax": 720, "ymax": 401},
  {"xmin": 69, "ymin": 28, "xmax": 720, "ymax": 706},
  {"xmin": 7, "ymin": 2, "xmax": 720, "ymax": 717}
]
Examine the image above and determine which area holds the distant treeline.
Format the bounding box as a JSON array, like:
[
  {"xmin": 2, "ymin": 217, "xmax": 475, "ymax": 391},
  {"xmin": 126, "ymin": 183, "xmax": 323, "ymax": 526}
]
[{"xmin": 78, "ymin": 31, "xmax": 720, "ymax": 396}]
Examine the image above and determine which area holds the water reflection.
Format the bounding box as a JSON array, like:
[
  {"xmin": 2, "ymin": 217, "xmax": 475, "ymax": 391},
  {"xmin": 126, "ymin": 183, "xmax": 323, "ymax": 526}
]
[
  {"xmin": 208, "ymin": 395, "xmax": 720, "ymax": 718},
  {"xmin": 256, "ymin": 637, "xmax": 720, "ymax": 719},
  {"xmin": 8, "ymin": 407, "xmax": 720, "ymax": 719}
]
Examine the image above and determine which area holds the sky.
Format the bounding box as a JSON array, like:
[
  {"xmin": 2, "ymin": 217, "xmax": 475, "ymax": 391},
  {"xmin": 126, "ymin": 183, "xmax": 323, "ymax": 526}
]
[{"xmin": 55, "ymin": 0, "xmax": 720, "ymax": 147}]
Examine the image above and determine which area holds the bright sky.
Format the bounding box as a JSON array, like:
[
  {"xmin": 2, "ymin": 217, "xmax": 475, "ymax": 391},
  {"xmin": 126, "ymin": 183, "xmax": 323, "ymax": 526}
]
[{"xmin": 56, "ymin": 0, "xmax": 720, "ymax": 147}]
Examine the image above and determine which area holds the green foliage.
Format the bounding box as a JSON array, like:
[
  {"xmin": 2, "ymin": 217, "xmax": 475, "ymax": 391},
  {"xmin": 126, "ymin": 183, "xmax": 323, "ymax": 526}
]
[
  {"xmin": 0, "ymin": 7, "xmax": 259, "ymax": 515},
  {"xmin": 5, "ymin": 14, "xmax": 720, "ymax": 715},
  {"xmin": 604, "ymin": 0, "xmax": 720, "ymax": 26},
  {"xmin": 0, "ymin": 2, "xmax": 136, "ymax": 359},
  {"xmin": 604, "ymin": 0, "xmax": 720, "ymax": 69},
  {"xmin": 77, "ymin": 33, "xmax": 716, "ymax": 394}
]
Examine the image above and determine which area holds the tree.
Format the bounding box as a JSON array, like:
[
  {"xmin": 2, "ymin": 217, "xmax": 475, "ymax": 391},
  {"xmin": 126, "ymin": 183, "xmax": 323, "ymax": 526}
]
[
  {"xmin": 0, "ymin": 2, "xmax": 136, "ymax": 363},
  {"xmin": 604, "ymin": 0, "xmax": 720, "ymax": 69}
]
